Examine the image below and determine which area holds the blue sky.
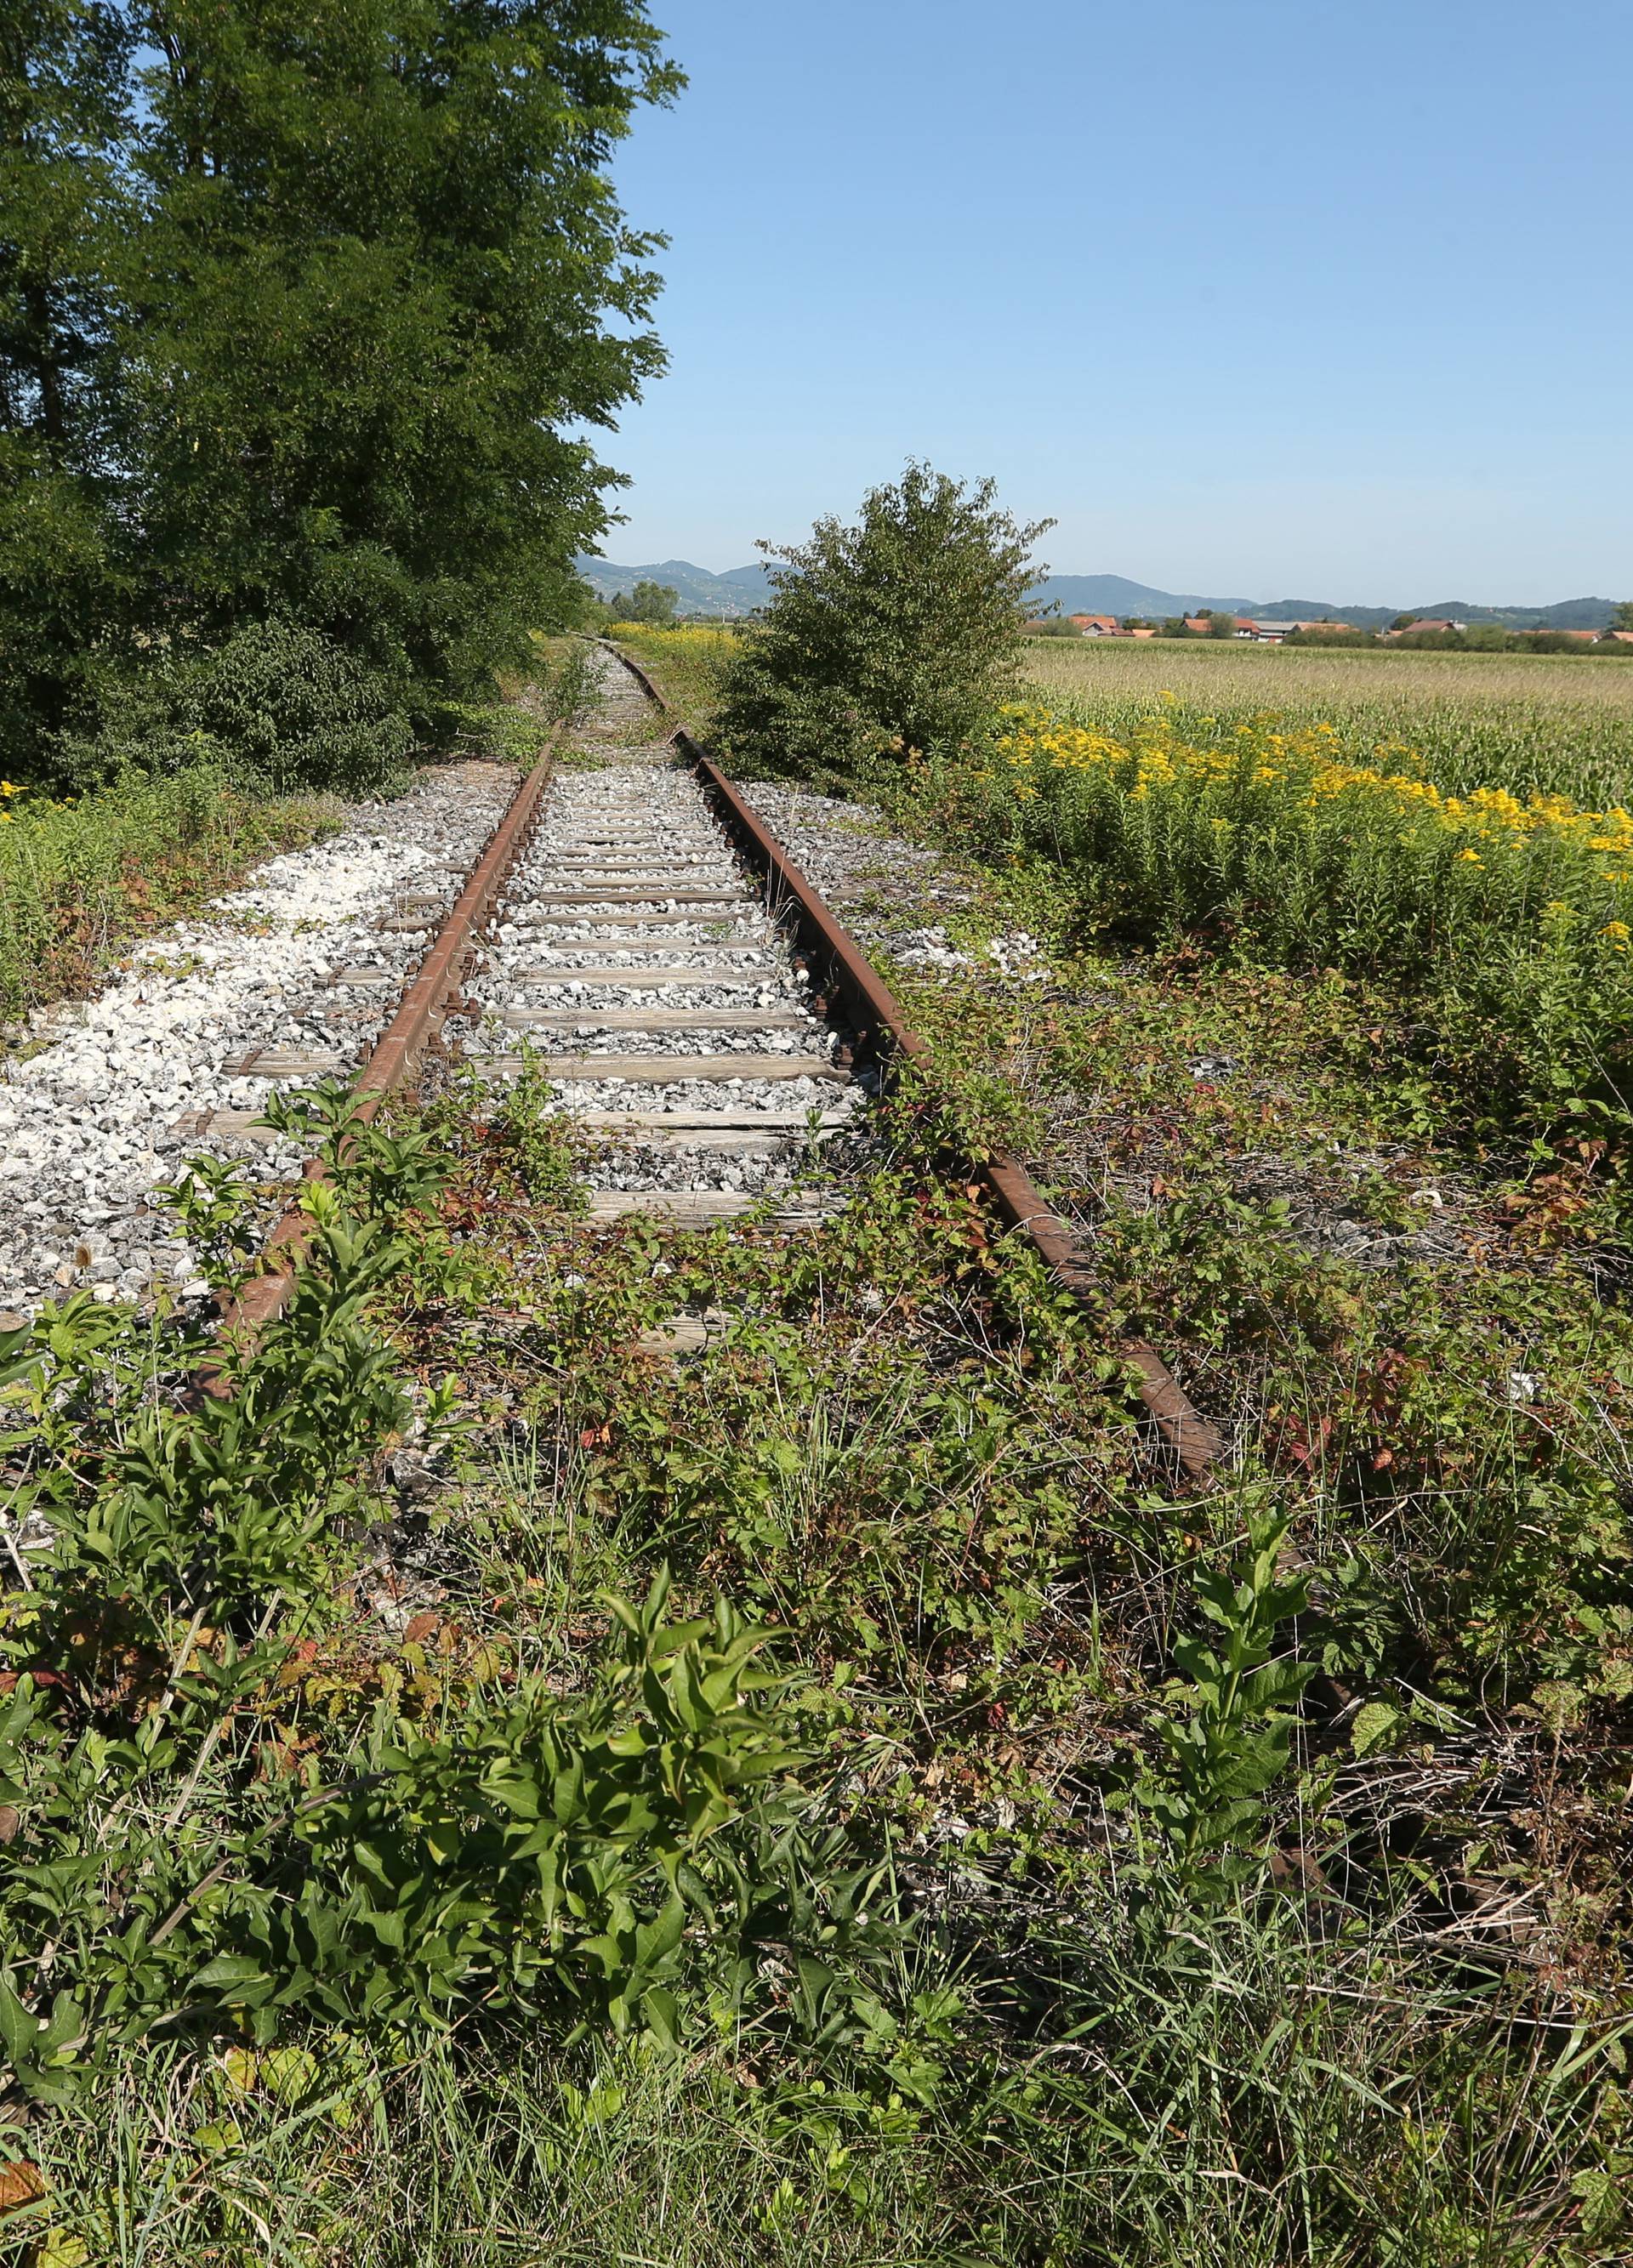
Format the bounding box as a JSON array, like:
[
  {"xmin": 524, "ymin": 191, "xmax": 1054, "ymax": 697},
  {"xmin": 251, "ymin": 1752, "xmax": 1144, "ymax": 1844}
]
[{"xmin": 601, "ymin": 0, "xmax": 1630, "ymax": 605}]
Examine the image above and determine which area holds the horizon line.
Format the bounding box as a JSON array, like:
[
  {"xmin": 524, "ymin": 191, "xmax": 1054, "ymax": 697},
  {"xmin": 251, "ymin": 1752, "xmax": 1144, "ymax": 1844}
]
[{"xmin": 576, "ymin": 552, "xmax": 1619, "ymax": 613}]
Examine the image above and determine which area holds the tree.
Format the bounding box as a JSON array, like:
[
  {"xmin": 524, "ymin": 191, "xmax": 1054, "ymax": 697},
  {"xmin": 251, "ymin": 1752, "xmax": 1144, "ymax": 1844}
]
[
  {"xmin": 1, "ymin": 3, "xmax": 682, "ymax": 779},
  {"xmin": 624, "ymin": 579, "xmax": 679, "ymax": 624},
  {"xmin": 715, "ymin": 463, "xmax": 1050, "ymax": 776},
  {"xmin": 0, "ymin": 3, "xmax": 134, "ymax": 768},
  {"xmin": 122, "ymin": 0, "xmax": 680, "ymax": 691},
  {"xmin": 1205, "ymin": 611, "xmax": 1237, "ymax": 639},
  {"xmin": 1613, "ymin": 601, "xmax": 1633, "ymax": 632}
]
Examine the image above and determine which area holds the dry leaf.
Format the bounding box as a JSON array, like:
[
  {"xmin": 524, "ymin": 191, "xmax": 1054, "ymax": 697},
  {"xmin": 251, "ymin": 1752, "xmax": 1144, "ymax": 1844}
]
[{"xmin": 0, "ymin": 2159, "xmax": 46, "ymax": 2216}]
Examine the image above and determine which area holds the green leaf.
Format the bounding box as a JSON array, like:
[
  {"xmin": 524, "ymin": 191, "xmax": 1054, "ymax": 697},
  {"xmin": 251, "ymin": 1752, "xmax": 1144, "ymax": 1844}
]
[
  {"xmin": 1350, "ymin": 1700, "xmax": 1405, "ymax": 1758},
  {"xmin": 642, "ymin": 1986, "xmax": 680, "ymax": 2050}
]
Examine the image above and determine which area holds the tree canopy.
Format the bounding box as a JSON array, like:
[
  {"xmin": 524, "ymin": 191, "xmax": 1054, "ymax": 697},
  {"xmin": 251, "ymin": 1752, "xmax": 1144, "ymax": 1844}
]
[
  {"xmin": 716, "ymin": 464, "xmax": 1050, "ymax": 777},
  {"xmin": 1, "ymin": 1, "xmax": 680, "ymax": 778},
  {"xmin": 614, "ymin": 579, "xmax": 680, "ymax": 624}
]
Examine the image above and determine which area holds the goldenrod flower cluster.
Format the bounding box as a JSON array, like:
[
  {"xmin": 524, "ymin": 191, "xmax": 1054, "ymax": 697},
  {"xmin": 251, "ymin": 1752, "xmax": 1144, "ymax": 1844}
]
[
  {"xmin": 984, "ymin": 704, "xmax": 1633, "ymax": 911},
  {"xmin": 607, "ymin": 622, "xmax": 740, "ymax": 662}
]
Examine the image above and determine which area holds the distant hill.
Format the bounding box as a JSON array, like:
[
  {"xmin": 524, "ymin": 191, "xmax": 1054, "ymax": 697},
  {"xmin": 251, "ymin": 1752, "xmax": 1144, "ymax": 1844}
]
[
  {"xmin": 1027, "ymin": 574, "xmax": 1272, "ymax": 622},
  {"xmin": 577, "ymin": 556, "xmax": 1621, "ymax": 633},
  {"xmin": 574, "ymin": 555, "xmax": 772, "ymax": 617},
  {"xmin": 1027, "ymin": 578, "xmax": 1622, "ymax": 633},
  {"xmin": 1404, "ymin": 598, "xmax": 1617, "ymax": 631}
]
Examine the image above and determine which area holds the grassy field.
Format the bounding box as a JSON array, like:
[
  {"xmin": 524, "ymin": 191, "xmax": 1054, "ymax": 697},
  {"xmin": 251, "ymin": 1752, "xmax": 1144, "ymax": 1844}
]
[{"xmin": 1023, "ymin": 637, "xmax": 1633, "ymax": 807}]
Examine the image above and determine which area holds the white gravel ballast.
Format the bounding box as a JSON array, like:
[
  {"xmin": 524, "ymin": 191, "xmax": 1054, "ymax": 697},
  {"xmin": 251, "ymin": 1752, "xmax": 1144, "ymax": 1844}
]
[
  {"xmin": 435, "ymin": 647, "xmax": 868, "ymax": 1216},
  {"xmin": 0, "ymin": 763, "xmax": 516, "ymax": 1320}
]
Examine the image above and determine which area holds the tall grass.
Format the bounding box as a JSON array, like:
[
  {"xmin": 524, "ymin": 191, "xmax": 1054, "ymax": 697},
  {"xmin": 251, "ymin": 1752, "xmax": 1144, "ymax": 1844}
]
[
  {"xmin": 26, "ymin": 1853, "xmax": 1625, "ymax": 2264},
  {"xmin": 0, "ymin": 765, "xmax": 338, "ymax": 1027},
  {"xmin": 1023, "ymin": 638, "xmax": 1633, "ymax": 807}
]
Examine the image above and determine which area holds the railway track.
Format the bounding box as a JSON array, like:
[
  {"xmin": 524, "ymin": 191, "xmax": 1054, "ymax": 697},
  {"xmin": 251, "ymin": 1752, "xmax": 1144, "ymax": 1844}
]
[
  {"xmin": 224, "ymin": 643, "xmax": 1221, "ymax": 1473},
  {"xmin": 441, "ymin": 656, "xmax": 862, "ymax": 1232}
]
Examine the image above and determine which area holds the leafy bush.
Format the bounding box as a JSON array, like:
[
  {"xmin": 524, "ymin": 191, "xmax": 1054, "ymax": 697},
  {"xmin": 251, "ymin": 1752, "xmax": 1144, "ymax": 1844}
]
[
  {"xmin": 714, "ymin": 464, "xmax": 1050, "ymax": 778},
  {"xmin": 168, "ymin": 621, "xmax": 415, "ymax": 796},
  {"xmin": 47, "ymin": 621, "xmax": 415, "ymax": 799}
]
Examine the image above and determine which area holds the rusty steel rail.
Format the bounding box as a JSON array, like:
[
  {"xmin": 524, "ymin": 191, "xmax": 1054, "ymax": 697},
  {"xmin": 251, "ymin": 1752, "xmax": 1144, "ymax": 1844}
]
[
  {"xmin": 601, "ymin": 644, "xmax": 1223, "ymax": 1477},
  {"xmin": 214, "ymin": 735, "xmax": 559, "ymax": 1344}
]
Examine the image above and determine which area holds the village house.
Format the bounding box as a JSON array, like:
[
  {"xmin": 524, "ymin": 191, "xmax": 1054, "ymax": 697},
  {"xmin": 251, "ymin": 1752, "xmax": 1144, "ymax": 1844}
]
[{"xmin": 1181, "ymin": 614, "xmax": 1309, "ymax": 641}]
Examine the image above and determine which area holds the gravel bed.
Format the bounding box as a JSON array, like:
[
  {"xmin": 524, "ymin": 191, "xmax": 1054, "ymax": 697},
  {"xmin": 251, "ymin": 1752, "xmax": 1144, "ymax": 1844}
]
[
  {"xmin": 448, "ymin": 653, "xmax": 867, "ymax": 1200},
  {"xmin": 733, "ymin": 782, "xmax": 969, "ymax": 938},
  {"xmin": 0, "ymin": 762, "xmax": 516, "ymax": 1318}
]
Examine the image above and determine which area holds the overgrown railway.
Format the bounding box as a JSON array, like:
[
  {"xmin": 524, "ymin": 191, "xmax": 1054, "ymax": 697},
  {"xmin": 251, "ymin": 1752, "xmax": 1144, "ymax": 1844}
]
[
  {"xmin": 6, "ymin": 649, "xmax": 1623, "ymax": 2261},
  {"xmin": 204, "ymin": 643, "xmax": 1219, "ymax": 1469}
]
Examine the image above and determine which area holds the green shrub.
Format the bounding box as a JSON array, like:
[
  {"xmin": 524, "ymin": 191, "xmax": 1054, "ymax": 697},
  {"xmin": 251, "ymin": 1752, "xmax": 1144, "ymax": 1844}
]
[
  {"xmin": 714, "ymin": 463, "xmax": 1049, "ymax": 778},
  {"xmin": 168, "ymin": 621, "xmax": 415, "ymax": 796},
  {"xmin": 47, "ymin": 622, "xmax": 414, "ymax": 799}
]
